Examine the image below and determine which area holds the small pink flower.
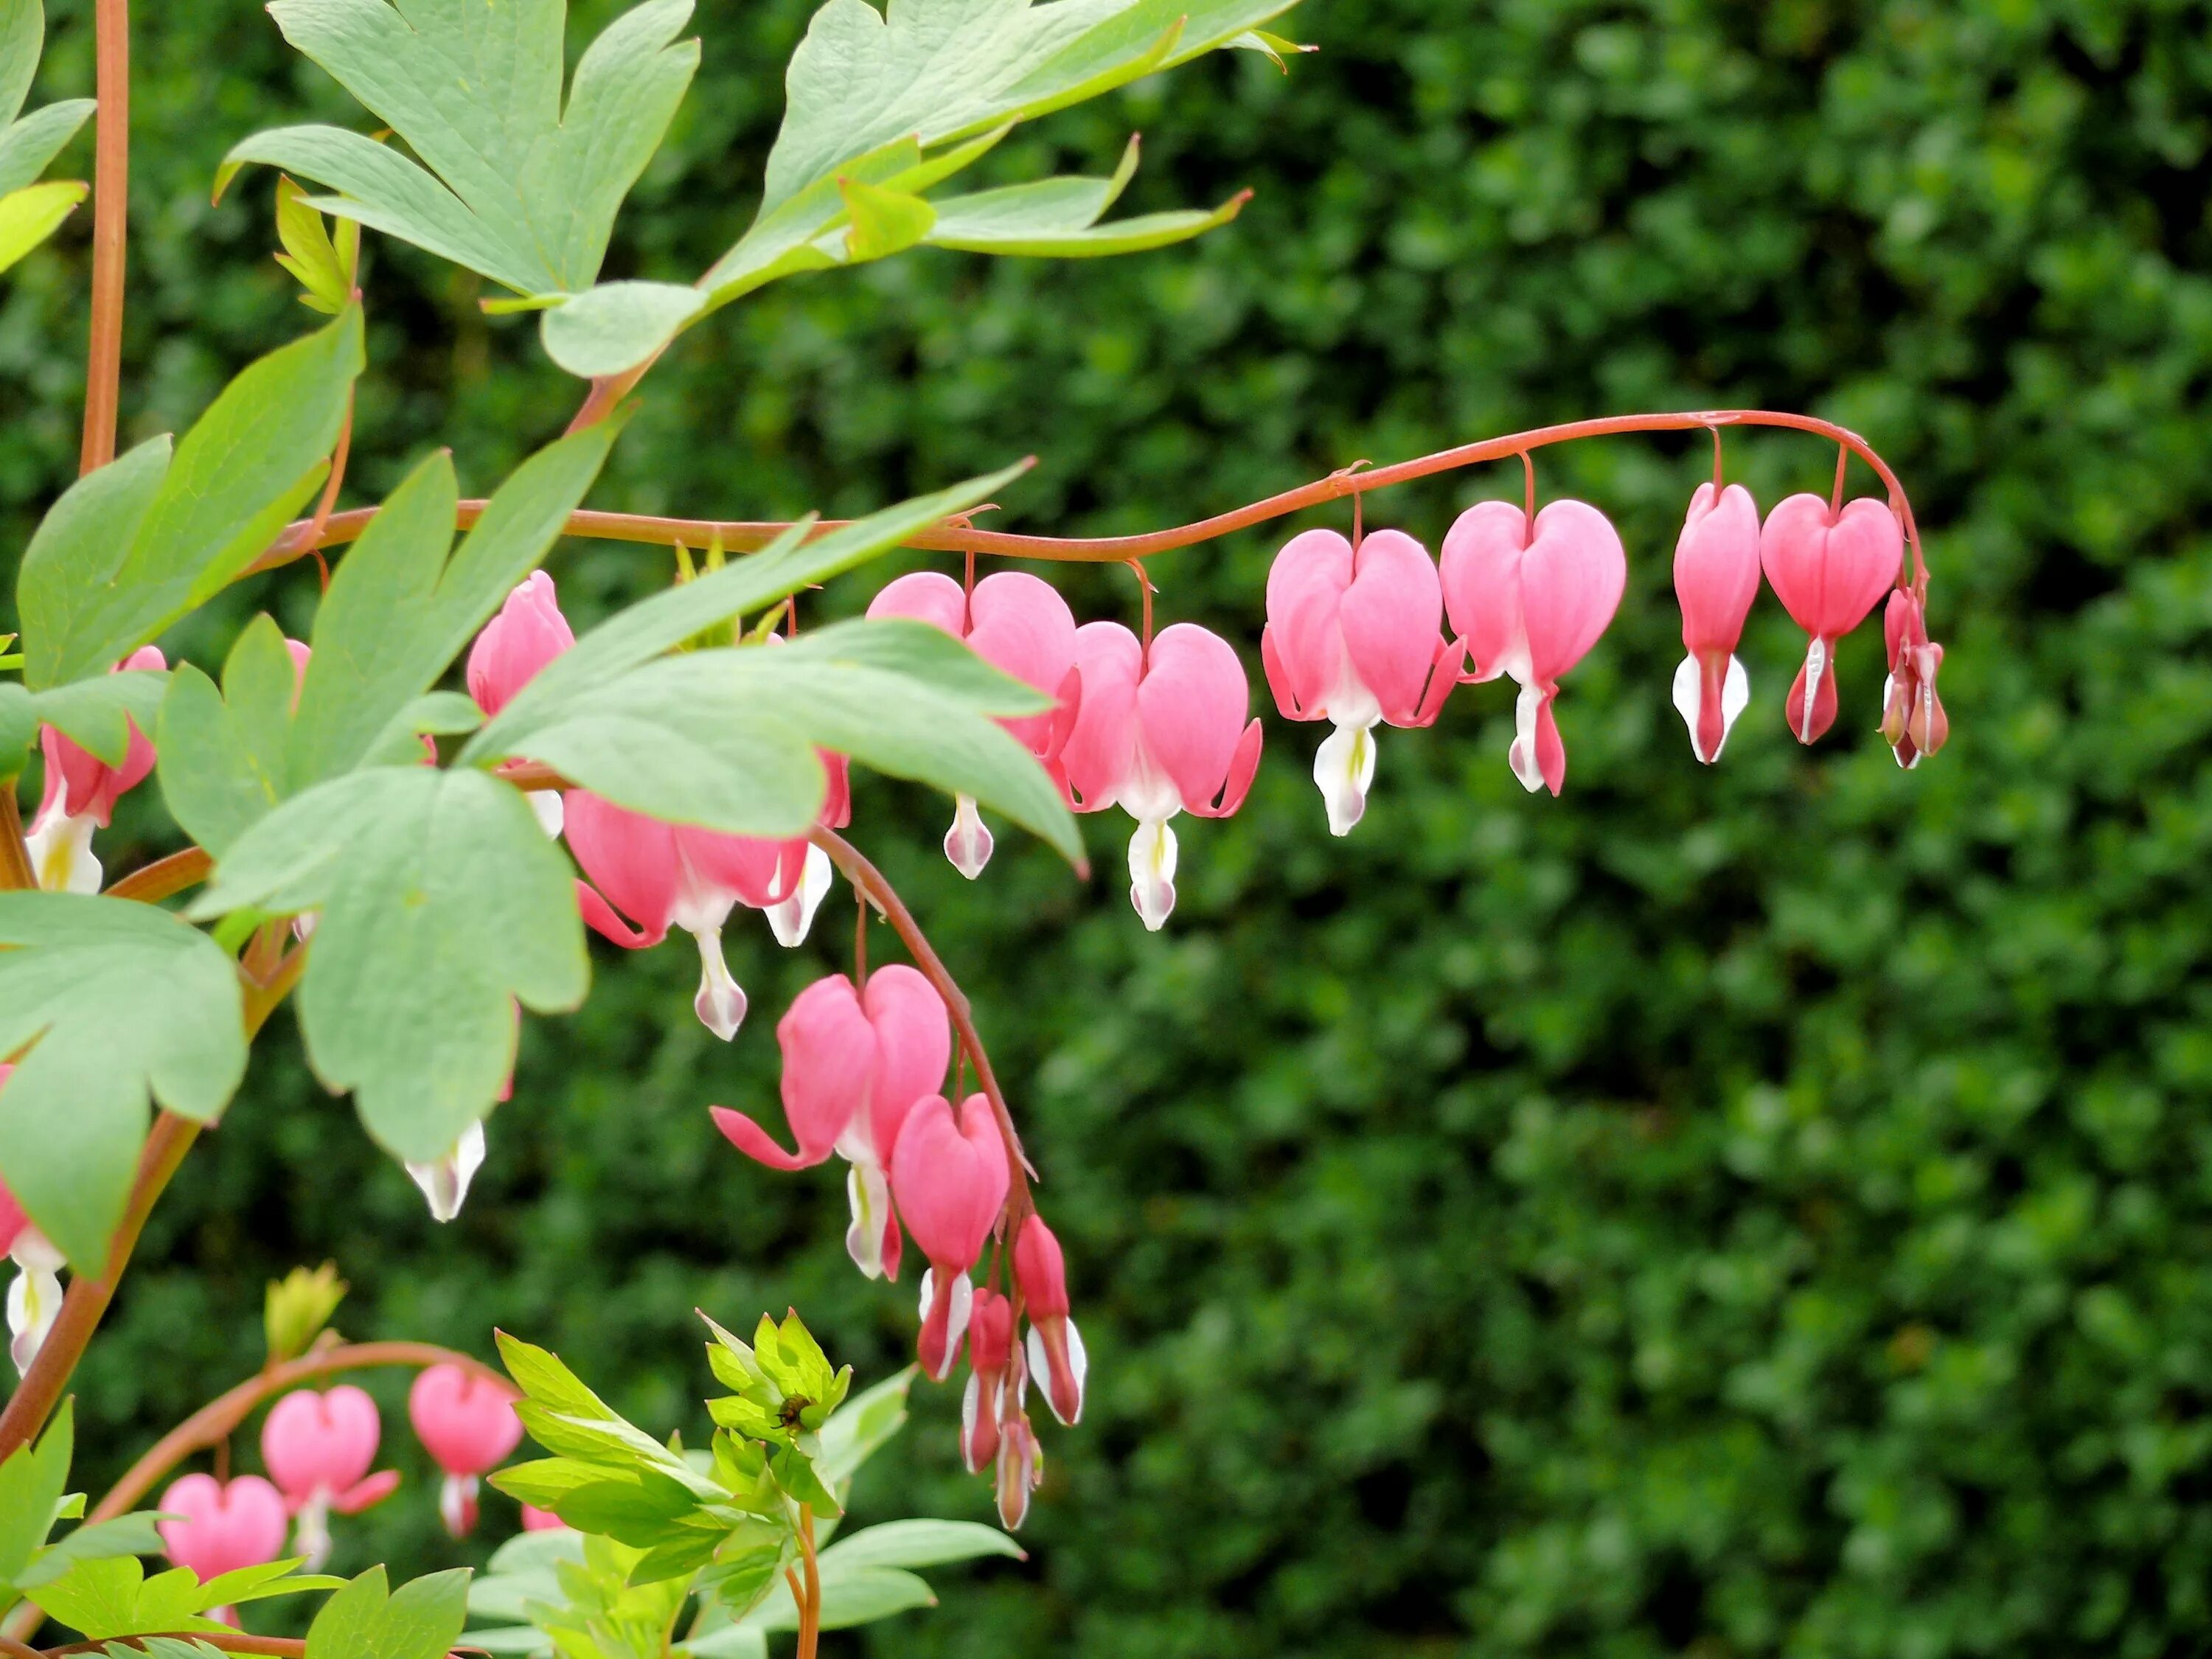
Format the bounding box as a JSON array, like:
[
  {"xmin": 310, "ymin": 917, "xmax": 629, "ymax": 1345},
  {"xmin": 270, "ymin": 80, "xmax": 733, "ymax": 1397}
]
[
  {"xmin": 1014, "ymin": 1216, "xmax": 1086, "ymax": 1427},
  {"xmin": 0, "ymin": 1068, "xmax": 62, "ymax": 1378},
  {"xmin": 1441, "ymin": 500, "xmax": 1627, "ymax": 795},
  {"xmin": 1262, "ymin": 528, "xmax": 1458, "ymax": 834},
  {"xmin": 157, "ymin": 1473, "xmax": 288, "ymax": 1582},
  {"xmin": 961, "ymin": 1286, "xmax": 1015, "ymax": 1474},
  {"xmin": 261, "ymin": 1385, "xmax": 399, "ymax": 1568},
  {"xmin": 995, "ymin": 1409, "xmax": 1043, "ymax": 1531},
  {"xmin": 1880, "ymin": 588, "xmax": 1949, "ymax": 768},
  {"xmin": 1060, "ymin": 622, "xmax": 1263, "ymax": 930},
  {"xmin": 24, "ymin": 645, "xmax": 165, "ymax": 894},
  {"xmin": 469, "ymin": 574, "xmax": 577, "ymax": 836},
  {"xmin": 890, "ymin": 1093, "xmax": 1009, "ymax": 1381},
  {"xmin": 867, "ymin": 571, "xmax": 1082, "ymax": 879},
  {"xmin": 408, "ymin": 1363, "xmax": 523, "ymax": 1538},
  {"xmin": 1758, "ymin": 493, "xmax": 1904, "ymax": 743},
  {"xmin": 1670, "ymin": 483, "xmax": 1763, "ymax": 763},
  {"xmin": 521, "ymin": 1503, "xmax": 567, "ymax": 1531}
]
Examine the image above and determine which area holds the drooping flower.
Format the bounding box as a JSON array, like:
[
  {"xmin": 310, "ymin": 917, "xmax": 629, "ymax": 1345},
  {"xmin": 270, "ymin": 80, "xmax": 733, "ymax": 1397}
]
[
  {"xmin": 404, "ymin": 1118, "xmax": 488, "ymax": 1224},
  {"xmin": 1758, "ymin": 493, "xmax": 1905, "ymax": 743},
  {"xmin": 522, "ymin": 1504, "xmax": 568, "ymax": 1531},
  {"xmin": 961, "ymin": 1287, "xmax": 1016, "ymax": 1474},
  {"xmin": 468, "ymin": 572, "xmax": 577, "ymax": 836},
  {"xmin": 1262, "ymin": 528, "xmax": 1458, "ymax": 834},
  {"xmin": 712, "ymin": 965, "xmax": 949, "ymax": 1281},
  {"xmin": 995, "ymin": 1408, "xmax": 1043, "ymax": 1531},
  {"xmin": 866, "ymin": 571, "xmax": 1082, "ymax": 879},
  {"xmin": 1441, "ymin": 500, "xmax": 1627, "ymax": 795},
  {"xmin": 1881, "ymin": 588, "xmax": 1949, "ymax": 768},
  {"xmin": 408, "ymin": 1363, "xmax": 524, "ymax": 1538},
  {"xmin": 1013, "ymin": 1215, "xmax": 1086, "ymax": 1427},
  {"xmin": 157, "ymin": 1473, "xmax": 289, "ymax": 1588},
  {"xmin": 23, "ymin": 645, "xmax": 164, "ymax": 893},
  {"xmin": 1669, "ymin": 483, "xmax": 1763, "ymax": 762},
  {"xmin": 0, "ymin": 1067, "xmax": 63, "ymax": 1379},
  {"xmin": 890, "ymin": 1093, "xmax": 1009, "ymax": 1380},
  {"xmin": 1060, "ymin": 622, "xmax": 1262, "ymax": 930},
  {"xmin": 260, "ymin": 1385, "xmax": 400, "ymax": 1568}
]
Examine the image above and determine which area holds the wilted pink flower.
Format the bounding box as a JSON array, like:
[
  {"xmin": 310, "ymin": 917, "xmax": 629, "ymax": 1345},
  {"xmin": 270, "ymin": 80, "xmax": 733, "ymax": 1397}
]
[
  {"xmin": 1262, "ymin": 528, "xmax": 1457, "ymax": 834},
  {"xmin": 961, "ymin": 1287, "xmax": 1016, "ymax": 1474},
  {"xmin": 1441, "ymin": 500, "xmax": 1627, "ymax": 795},
  {"xmin": 261, "ymin": 1385, "xmax": 399, "ymax": 1568},
  {"xmin": 470, "ymin": 573, "xmax": 577, "ymax": 836},
  {"xmin": 1670, "ymin": 483, "xmax": 1762, "ymax": 762},
  {"xmin": 408, "ymin": 1363, "xmax": 523, "ymax": 1537},
  {"xmin": 1759, "ymin": 493, "xmax": 1905, "ymax": 743},
  {"xmin": 1014, "ymin": 1215, "xmax": 1086, "ymax": 1427},
  {"xmin": 712, "ymin": 965, "xmax": 948, "ymax": 1281},
  {"xmin": 1060, "ymin": 622, "xmax": 1262, "ymax": 930},
  {"xmin": 24, "ymin": 645, "xmax": 164, "ymax": 893},
  {"xmin": 890, "ymin": 1093, "xmax": 1009, "ymax": 1381},
  {"xmin": 0, "ymin": 1068, "xmax": 62, "ymax": 1379},
  {"xmin": 867, "ymin": 571, "xmax": 1082, "ymax": 879},
  {"xmin": 995, "ymin": 1408, "xmax": 1043, "ymax": 1531},
  {"xmin": 1881, "ymin": 588, "xmax": 1949, "ymax": 768},
  {"xmin": 158, "ymin": 1473, "xmax": 288, "ymax": 1585}
]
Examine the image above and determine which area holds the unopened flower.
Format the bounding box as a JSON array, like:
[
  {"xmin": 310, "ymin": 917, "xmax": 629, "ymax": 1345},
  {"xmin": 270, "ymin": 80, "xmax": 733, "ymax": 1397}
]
[
  {"xmin": 1758, "ymin": 493, "xmax": 1904, "ymax": 743},
  {"xmin": 1669, "ymin": 483, "xmax": 1762, "ymax": 762},
  {"xmin": 1441, "ymin": 501, "xmax": 1626, "ymax": 795},
  {"xmin": 408, "ymin": 1363, "xmax": 523, "ymax": 1537},
  {"xmin": 961, "ymin": 1287, "xmax": 1016, "ymax": 1473},
  {"xmin": 890, "ymin": 1093, "xmax": 1009, "ymax": 1380},
  {"xmin": 1263, "ymin": 528, "xmax": 1457, "ymax": 834},
  {"xmin": 469, "ymin": 573, "xmax": 577, "ymax": 836},
  {"xmin": 995, "ymin": 1408, "xmax": 1043, "ymax": 1530},
  {"xmin": 1881, "ymin": 588, "xmax": 1949, "ymax": 768},
  {"xmin": 260, "ymin": 1385, "xmax": 399, "ymax": 1568},
  {"xmin": 24, "ymin": 645, "xmax": 164, "ymax": 893},
  {"xmin": 1013, "ymin": 1215, "xmax": 1086, "ymax": 1427},
  {"xmin": 867, "ymin": 571, "xmax": 1082, "ymax": 879},
  {"xmin": 1060, "ymin": 622, "xmax": 1262, "ymax": 930},
  {"xmin": 157, "ymin": 1473, "xmax": 288, "ymax": 1599}
]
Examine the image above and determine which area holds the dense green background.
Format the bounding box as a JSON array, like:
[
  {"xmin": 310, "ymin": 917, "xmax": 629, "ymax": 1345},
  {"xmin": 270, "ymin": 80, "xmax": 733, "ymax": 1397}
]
[{"xmin": 5, "ymin": 0, "xmax": 2211, "ymax": 1653}]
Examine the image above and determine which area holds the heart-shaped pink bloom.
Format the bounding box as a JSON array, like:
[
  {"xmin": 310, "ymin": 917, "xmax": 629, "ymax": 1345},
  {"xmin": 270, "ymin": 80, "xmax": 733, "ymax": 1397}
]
[
  {"xmin": 262, "ymin": 1385, "xmax": 390, "ymax": 1512},
  {"xmin": 38, "ymin": 644, "xmax": 165, "ymax": 830},
  {"xmin": 1060, "ymin": 622, "xmax": 1263, "ymax": 929},
  {"xmin": 1759, "ymin": 493, "xmax": 1904, "ymax": 743},
  {"xmin": 1670, "ymin": 483, "xmax": 1763, "ymax": 763},
  {"xmin": 1441, "ymin": 499, "xmax": 1626, "ymax": 795},
  {"xmin": 961, "ymin": 1286, "xmax": 1015, "ymax": 1473},
  {"xmin": 714, "ymin": 974, "xmax": 875, "ymax": 1172},
  {"xmin": 522, "ymin": 1504, "xmax": 567, "ymax": 1531},
  {"xmin": 467, "ymin": 572, "xmax": 576, "ymax": 718},
  {"xmin": 891, "ymin": 1093, "xmax": 1008, "ymax": 1380},
  {"xmin": 157, "ymin": 1473, "xmax": 288, "ymax": 1579},
  {"xmin": 1263, "ymin": 528, "xmax": 1458, "ymax": 835},
  {"xmin": 409, "ymin": 1363, "xmax": 523, "ymax": 1538}
]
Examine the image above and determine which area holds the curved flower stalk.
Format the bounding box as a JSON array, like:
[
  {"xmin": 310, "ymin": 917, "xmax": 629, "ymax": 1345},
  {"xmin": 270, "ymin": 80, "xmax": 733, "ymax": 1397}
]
[
  {"xmin": 408, "ymin": 1361, "xmax": 524, "ymax": 1537},
  {"xmin": 868, "ymin": 570, "xmax": 1082, "ymax": 878},
  {"xmin": 22, "ymin": 644, "xmax": 164, "ymax": 892},
  {"xmin": 1670, "ymin": 482, "xmax": 1763, "ymax": 762},
  {"xmin": 1263, "ymin": 527, "xmax": 1458, "ymax": 834},
  {"xmin": 1061, "ymin": 622, "xmax": 1263, "ymax": 929},
  {"xmin": 891, "ymin": 1093, "xmax": 1009, "ymax": 1381},
  {"xmin": 261, "ymin": 1383, "xmax": 398, "ymax": 1568},
  {"xmin": 1759, "ymin": 492, "xmax": 1905, "ymax": 743},
  {"xmin": 1441, "ymin": 499, "xmax": 1627, "ymax": 795}
]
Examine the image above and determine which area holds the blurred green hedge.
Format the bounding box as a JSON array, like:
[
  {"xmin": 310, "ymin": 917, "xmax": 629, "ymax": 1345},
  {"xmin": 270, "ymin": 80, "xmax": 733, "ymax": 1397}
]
[{"xmin": 6, "ymin": 0, "xmax": 2212, "ymax": 1654}]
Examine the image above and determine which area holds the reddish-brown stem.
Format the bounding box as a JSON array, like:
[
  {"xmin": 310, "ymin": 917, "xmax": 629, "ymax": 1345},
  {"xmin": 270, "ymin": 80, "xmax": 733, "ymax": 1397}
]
[
  {"xmin": 852, "ymin": 893, "xmax": 868, "ymax": 987},
  {"xmin": 1520, "ymin": 450, "xmax": 1536, "ymax": 521},
  {"xmin": 566, "ymin": 357, "xmax": 654, "ymax": 434},
  {"xmin": 1831, "ymin": 442, "xmax": 1848, "ymax": 515},
  {"xmin": 302, "ymin": 387, "xmax": 356, "ymax": 591},
  {"xmin": 796, "ymin": 1506, "xmax": 821, "ymax": 1659},
  {"xmin": 0, "ymin": 1113, "xmax": 198, "ymax": 1460},
  {"xmin": 0, "ymin": 794, "xmax": 36, "ymax": 891},
  {"xmin": 241, "ymin": 942, "xmax": 309, "ymax": 1037},
  {"xmin": 1712, "ymin": 428, "xmax": 1725, "ymax": 491},
  {"xmin": 260, "ymin": 408, "xmax": 1930, "ymax": 591},
  {"xmin": 44, "ymin": 1638, "xmax": 307, "ymax": 1657},
  {"xmin": 78, "ymin": 0, "xmax": 129, "ymax": 474},
  {"xmin": 87, "ymin": 1340, "xmax": 504, "ymax": 1523},
  {"xmin": 0, "ymin": 1635, "xmax": 38, "ymax": 1658},
  {"xmin": 1127, "ymin": 560, "xmax": 1153, "ymax": 658},
  {"xmin": 104, "ymin": 845, "xmax": 212, "ymax": 904}
]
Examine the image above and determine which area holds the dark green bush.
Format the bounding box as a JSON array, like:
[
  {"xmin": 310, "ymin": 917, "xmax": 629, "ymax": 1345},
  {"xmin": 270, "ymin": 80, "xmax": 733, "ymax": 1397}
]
[{"xmin": 5, "ymin": 1, "xmax": 2211, "ymax": 1654}]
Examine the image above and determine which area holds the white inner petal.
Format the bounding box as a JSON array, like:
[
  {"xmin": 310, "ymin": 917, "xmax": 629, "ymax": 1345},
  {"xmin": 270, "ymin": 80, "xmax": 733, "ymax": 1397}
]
[
  {"xmin": 690, "ymin": 925, "xmax": 748, "ymax": 1040},
  {"xmin": 943, "ymin": 794, "xmax": 995, "ymax": 881},
  {"xmin": 1313, "ymin": 718, "xmax": 1378, "ymax": 837},
  {"xmin": 1127, "ymin": 818, "xmax": 1179, "ymax": 931},
  {"xmin": 768, "ymin": 842, "xmax": 834, "ymax": 947},
  {"xmin": 1507, "ymin": 681, "xmax": 1545, "ymax": 793}
]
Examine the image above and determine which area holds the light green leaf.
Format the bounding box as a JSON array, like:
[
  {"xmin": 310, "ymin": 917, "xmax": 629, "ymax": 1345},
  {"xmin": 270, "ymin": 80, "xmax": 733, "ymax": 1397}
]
[
  {"xmin": 32, "ymin": 668, "xmax": 167, "ymax": 767},
  {"xmin": 306, "ymin": 1567, "xmax": 471, "ymax": 1659},
  {"xmin": 0, "ymin": 894, "xmax": 248, "ymax": 1267},
  {"xmin": 274, "ymin": 174, "xmax": 359, "ymax": 313},
  {"xmin": 539, "ymin": 280, "xmax": 704, "ymax": 378},
  {"xmin": 929, "ymin": 166, "xmax": 1248, "ymax": 257},
  {"xmin": 738, "ymin": 1564, "xmax": 936, "ymax": 1633},
  {"xmin": 0, "ymin": 0, "xmax": 46, "ymax": 128},
  {"xmin": 0, "ymin": 178, "xmax": 83, "ymax": 275},
  {"xmin": 156, "ymin": 619, "xmax": 298, "ymax": 857},
  {"xmin": 0, "ymin": 684, "xmax": 32, "ymax": 783},
  {"xmin": 457, "ymin": 1629, "xmax": 554, "ymax": 1655},
  {"xmin": 304, "ymin": 1566, "xmax": 387, "ymax": 1659},
  {"xmin": 13, "ymin": 1513, "xmax": 169, "ymax": 1592},
  {"xmin": 0, "ymin": 0, "xmax": 94, "ymax": 195},
  {"xmin": 816, "ymin": 1367, "xmax": 911, "ymax": 1490},
  {"xmin": 190, "ymin": 768, "xmax": 584, "ymax": 1164},
  {"xmin": 816, "ymin": 1519, "xmax": 1024, "ymax": 1571},
  {"xmin": 16, "ymin": 310, "xmax": 361, "ymax": 689},
  {"xmin": 837, "ymin": 175, "xmax": 933, "ymax": 262},
  {"xmin": 0, "ymin": 1398, "xmax": 73, "ymax": 1586},
  {"xmin": 24, "ymin": 1555, "xmax": 145, "ymax": 1638}
]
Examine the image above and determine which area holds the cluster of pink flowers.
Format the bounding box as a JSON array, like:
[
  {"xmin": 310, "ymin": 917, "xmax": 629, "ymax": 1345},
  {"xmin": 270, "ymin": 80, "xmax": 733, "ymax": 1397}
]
[{"xmin": 154, "ymin": 1363, "xmax": 534, "ymax": 1604}]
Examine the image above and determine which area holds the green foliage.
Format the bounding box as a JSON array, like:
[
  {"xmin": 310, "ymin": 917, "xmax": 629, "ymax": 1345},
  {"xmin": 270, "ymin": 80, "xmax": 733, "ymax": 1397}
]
[
  {"xmin": 29, "ymin": 1554, "xmax": 344, "ymax": 1641},
  {"xmin": 273, "ymin": 175, "xmax": 360, "ymax": 315},
  {"xmin": 0, "ymin": 178, "xmax": 83, "ymax": 276},
  {"xmin": 264, "ymin": 1259, "xmax": 348, "ymax": 1363},
  {"xmin": 0, "ymin": 1405, "xmax": 178, "ymax": 1625},
  {"xmin": 302, "ymin": 1565, "xmax": 470, "ymax": 1659},
  {"xmin": 0, "ymin": 0, "xmax": 93, "ymax": 209}
]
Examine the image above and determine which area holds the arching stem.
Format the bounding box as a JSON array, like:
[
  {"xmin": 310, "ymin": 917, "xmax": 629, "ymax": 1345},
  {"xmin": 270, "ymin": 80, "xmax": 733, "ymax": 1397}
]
[{"xmin": 79, "ymin": 0, "xmax": 129, "ymax": 475}]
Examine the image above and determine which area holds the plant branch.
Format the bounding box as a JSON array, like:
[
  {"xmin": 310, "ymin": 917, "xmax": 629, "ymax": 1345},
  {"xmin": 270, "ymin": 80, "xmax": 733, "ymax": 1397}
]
[
  {"xmin": 44, "ymin": 1638, "xmax": 307, "ymax": 1657},
  {"xmin": 78, "ymin": 0, "xmax": 130, "ymax": 474},
  {"xmin": 0, "ymin": 793, "xmax": 36, "ymax": 891},
  {"xmin": 104, "ymin": 846, "xmax": 212, "ymax": 904},
  {"xmin": 795, "ymin": 1505, "xmax": 821, "ymax": 1659}
]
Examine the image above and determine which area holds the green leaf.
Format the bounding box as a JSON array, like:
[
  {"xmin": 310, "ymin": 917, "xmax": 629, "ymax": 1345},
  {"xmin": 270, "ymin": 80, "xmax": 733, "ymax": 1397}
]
[
  {"xmin": 32, "ymin": 668, "xmax": 168, "ymax": 767},
  {"xmin": 0, "ymin": 0, "xmax": 94, "ymax": 196},
  {"xmin": 305, "ymin": 1566, "xmax": 389, "ymax": 1659},
  {"xmin": 737, "ymin": 1564, "xmax": 936, "ymax": 1633},
  {"xmin": 13, "ymin": 1513, "xmax": 168, "ymax": 1593},
  {"xmin": 817, "ymin": 1519, "xmax": 1024, "ymax": 1571},
  {"xmin": 0, "ymin": 1398, "xmax": 73, "ymax": 1586},
  {"xmin": 836, "ymin": 175, "xmax": 933, "ymax": 262},
  {"xmin": 0, "ymin": 178, "xmax": 83, "ymax": 275},
  {"xmin": 25, "ymin": 1556, "xmax": 145, "ymax": 1639},
  {"xmin": 156, "ymin": 618, "xmax": 298, "ymax": 856},
  {"xmin": 0, "ymin": 0, "xmax": 46, "ymax": 128},
  {"xmin": 0, "ymin": 684, "xmax": 32, "ymax": 783},
  {"xmin": 815, "ymin": 1368, "xmax": 911, "ymax": 1491},
  {"xmin": 16, "ymin": 310, "xmax": 363, "ymax": 689},
  {"xmin": 1224, "ymin": 25, "xmax": 1315, "ymax": 69},
  {"xmin": 189, "ymin": 768, "xmax": 584, "ymax": 1164},
  {"xmin": 539, "ymin": 280, "xmax": 705, "ymax": 378},
  {"xmin": 274, "ymin": 174, "xmax": 358, "ymax": 313},
  {"xmin": 923, "ymin": 138, "xmax": 1249, "ymax": 257},
  {"xmin": 305, "ymin": 1567, "xmax": 471, "ymax": 1659},
  {"xmin": 229, "ymin": 0, "xmax": 698, "ymax": 301},
  {"xmin": 0, "ymin": 894, "xmax": 248, "ymax": 1267},
  {"xmin": 290, "ymin": 423, "xmax": 615, "ymax": 787}
]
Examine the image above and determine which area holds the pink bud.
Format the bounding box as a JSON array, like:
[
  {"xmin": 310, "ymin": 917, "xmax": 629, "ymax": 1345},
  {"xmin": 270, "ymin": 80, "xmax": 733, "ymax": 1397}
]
[
  {"xmin": 408, "ymin": 1363, "xmax": 521, "ymax": 1538},
  {"xmin": 994, "ymin": 1410, "xmax": 1043, "ymax": 1530},
  {"xmin": 891, "ymin": 1093, "xmax": 1008, "ymax": 1380},
  {"xmin": 961, "ymin": 1287, "xmax": 1015, "ymax": 1473},
  {"xmin": 157, "ymin": 1473, "xmax": 288, "ymax": 1579},
  {"xmin": 1759, "ymin": 494, "xmax": 1903, "ymax": 744},
  {"xmin": 467, "ymin": 573, "xmax": 576, "ymax": 718},
  {"xmin": 1880, "ymin": 588, "xmax": 1949, "ymax": 768},
  {"xmin": 262, "ymin": 1385, "xmax": 388, "ymax": 1512},
  {"xmin": 1014, "ymin": 1216, "xmax": 1086, "ymax": 1427},
  {"xmin": 1441, "ymin": 500, "xmax": 1625, "ymax": 795},
  {"xmin": 1669, "ymin": 483, "xmax": 1762, "ymax": 763}
]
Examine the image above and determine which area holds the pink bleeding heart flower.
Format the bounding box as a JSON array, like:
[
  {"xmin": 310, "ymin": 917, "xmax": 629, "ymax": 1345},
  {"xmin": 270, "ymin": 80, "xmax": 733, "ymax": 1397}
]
[
  {"xmin": 867, "ymin": 571, "xmax": 1082, "ymax": 879},
  {"xmin": 1262, "ymin": 527, "xmax": 1458, "ymax": 835},
  {"xmin": 1670, "ymin": 483, "xmax": 1764, "ymax": 763},
  {"xmin": 24, "ymin": 645, "xmax": 165, "ymax": 894},
  {"xmin": 1060, "ymin": 622, "xmax": 1263, "ymax": 930},
  {"xmin": 408, "ymin": 1363, "xmax": 524, "ymax": 1538},
  {"xmin": 714, "ymin": 967, "xmax": 949, "ymax": 1282},
  {"xmin": 995, "ymin": 1408, "xmax": 1043, "ymax": 1531},
  {"xmin": 158, "ymin": 1473, "xmax": 289, "ymax": 1589},
  {"xmin": 522, "ymin": 1504, "xmax": 568, "ymax": 1531},
  {"xmin": 0, "ymin": 1068, "xmax": 63, "ymax": 1378},
  {"xmin": 261, "ymin": 1385, "xmax": 399, "ymax": 1568},
  {"xmin": 961, "ymin": 1287, "xmax": 1016, "ymax": 1474},
  {"xmin": 1758, "ymin": 493, "xmax": 1905, "ymax": 744},
  {"xmin": 1441, "ymin": 500, "xmax": 1626, "ymax": 795},
  {"xmin": 563, "ymin": 791, "xmax": 810, "ymax": 1040},
  {"xmin": 1881, "ymin": 588, "xmax": 1949, "ymax": 768},
  {"xmin": 891, "ymin": 1093, "xmax": 1009, "ymax": 1381},
  {"xmin": 1014, "ymin": 1215, "xmax": 1086, "ymax": 1427},
  {"xmin": 469, "ymin": 573, "xmax": 577, "ymax": 837}
]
